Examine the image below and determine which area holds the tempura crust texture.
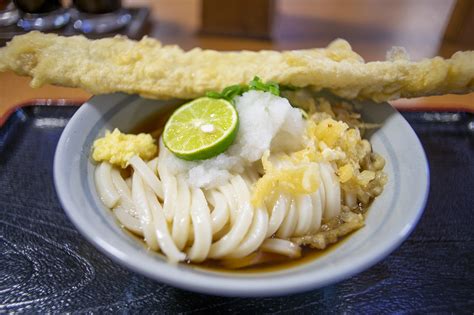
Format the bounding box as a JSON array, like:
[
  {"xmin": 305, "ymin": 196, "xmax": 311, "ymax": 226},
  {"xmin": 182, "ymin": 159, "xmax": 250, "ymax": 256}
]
[{"xmin": 1, "ymin": 31, "xmax": 473, "ymax": 102}]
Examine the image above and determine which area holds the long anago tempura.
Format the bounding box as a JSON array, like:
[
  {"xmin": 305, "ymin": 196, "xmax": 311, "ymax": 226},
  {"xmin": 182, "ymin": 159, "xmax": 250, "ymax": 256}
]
[{"xmin": 1, "ymin": 31, "xmax": 473, "ymax": 102}]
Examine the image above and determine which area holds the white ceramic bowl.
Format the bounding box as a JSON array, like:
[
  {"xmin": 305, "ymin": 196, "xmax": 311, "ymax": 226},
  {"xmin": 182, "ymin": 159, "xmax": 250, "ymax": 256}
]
[{"xmin": 54, "ymin": 93, "xmax": 429, "ymax": 297}]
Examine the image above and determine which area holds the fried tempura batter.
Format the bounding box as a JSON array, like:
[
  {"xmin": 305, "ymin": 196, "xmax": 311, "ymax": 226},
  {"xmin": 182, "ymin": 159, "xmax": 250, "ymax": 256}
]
[{"xmin": 1, "ymin": 31, "xmax": 473, "ymax": 102}]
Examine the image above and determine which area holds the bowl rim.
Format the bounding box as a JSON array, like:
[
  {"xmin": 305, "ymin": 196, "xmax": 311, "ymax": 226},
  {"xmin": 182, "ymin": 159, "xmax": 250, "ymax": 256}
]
[{"xmin": 54, "ymin": 94, "xmax": 429, "ymax": 297}]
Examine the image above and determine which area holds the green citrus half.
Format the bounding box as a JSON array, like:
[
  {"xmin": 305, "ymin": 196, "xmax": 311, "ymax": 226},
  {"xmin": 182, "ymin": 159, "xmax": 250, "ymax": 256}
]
[{"xmin": 163, "ymin": 97, "xmax": 239, "ymax": 161}]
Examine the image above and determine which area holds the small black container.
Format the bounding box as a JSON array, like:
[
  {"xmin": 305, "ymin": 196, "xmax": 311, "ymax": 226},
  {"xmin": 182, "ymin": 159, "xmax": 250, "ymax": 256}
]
[
  {"xmin": 13, "ymin": 0, "xmax": 61, "ymax": 14},
  {"xmin": 73, "ymin": 0, "xmax": 121, "ymax": 14}
]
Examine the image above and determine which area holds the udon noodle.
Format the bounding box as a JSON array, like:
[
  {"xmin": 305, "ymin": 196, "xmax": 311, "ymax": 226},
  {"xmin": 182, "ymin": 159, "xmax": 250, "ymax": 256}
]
[{"xmin": 93, "ymin": 90, "xmax": 387, "ymax": 268}]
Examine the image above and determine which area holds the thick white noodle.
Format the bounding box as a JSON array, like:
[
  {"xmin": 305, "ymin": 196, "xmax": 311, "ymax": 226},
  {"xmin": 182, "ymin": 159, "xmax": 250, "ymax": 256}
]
[
  {"xmin": 157, "ymin": 153, "xmax": 177, "ymax": 221},
  {"xmin": 208, "ymin": 176, "xmax": 254, "ymax": 259},
  {"xmin": 218, "ymin": 183, "xmax": 238, "ymax": 225},
  {"xmin": 320, "ymin": 162, "xmax": 341, "ymax": 220},
  {"xmin": 171, "ymin": 175, "xmax": 191, "ymax": 250},
  {"xmin": 231, "ymin": 173, "xmax": 253, "ymax": 208},
  {"xmin": 277, "ymin": 198, "xmax": 298, "ymax": 238},
  {"xmin": 147, "ymin": 157, "xmax": 159, "ymax": 175},
  {"xmin": 111, "ymin": 168, "xmax": 138, "ymax": 218},
  {"xmin": 293, "ymin": 195, "xmax": 313, "ymax": 236},
  {"xmin": 144, "ymin": 184, "xmax": 186, "ymax": 263},
  {"xmin": 95, "ymin": 162, "xmax": 120, "ymax": 208},
  {"xmin": 99, "ymin": 141, "xmax": 348, "ymax": 263},
  {"xmin": 309, "ymin": 187, "xmax": 323, "ymax": 233},
  {"xmin": 113, "ymin": 205, "xmax": 142, "ymax": 235},
  {"xmin": 129, "ymin": 155, "xmax": 164, "ymax": 199},
  {"xmin": 131, "ymin": 172, "xmax": 159, "ymax": 250},
  {"xmin": 242, "ymin": 173, "xmax": 256, "ymax": 193},
  {"xmin": 265, "ymin": 194, "xmax": 289, "ymax": 238},
  {"xmin": 261, "ymin": 238, "xmax": 301, "ymax": 258},
  {"xmin": 318, "ymin": 164, "xmax": 326, "ymax": 214},
  {"xmin": 187, "ymin": 188, "xmax": 213, "ymax": 262},
  {"xmin": 111, "ymin": 168, "xmax": 132, "ymax": 200},
  {"xmin": 226, "ymin": 207, "xmax": 268, "ymax": 259},
  {"xmin": 208, "ymin": 190, "xmax": 230, "ymax": 235},
  {"xmin": 242, "ymin": 174, "xmax": 254, "ymax": 188},
  {"xmin": 111, "ymin": 168, "xmax": 142, "ymax": 235}
]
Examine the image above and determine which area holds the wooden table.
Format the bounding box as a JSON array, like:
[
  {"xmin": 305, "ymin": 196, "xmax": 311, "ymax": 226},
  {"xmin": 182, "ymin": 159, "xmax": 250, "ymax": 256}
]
[{"xmin": 0, "ymin": 0, "xmax": 473, "ymax": 119}]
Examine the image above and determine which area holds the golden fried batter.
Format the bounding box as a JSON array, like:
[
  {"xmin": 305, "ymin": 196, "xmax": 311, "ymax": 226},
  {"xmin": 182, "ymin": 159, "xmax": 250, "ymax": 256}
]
[{"xmin": 1, "ymin": 31, "xmax": 473, "ymax": 102}]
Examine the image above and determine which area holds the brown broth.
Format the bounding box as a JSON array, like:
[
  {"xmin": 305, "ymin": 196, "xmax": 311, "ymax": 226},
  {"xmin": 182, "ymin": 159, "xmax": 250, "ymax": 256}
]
[
  {"xmin": 121, "ymin": 221, "xmax": 355, "ymax": 274},
  {"xmin": 129, "ymin": 105, "xmax": 178, "ymax": 140},
  {"xmin": 124, "ymin": 104, "xmax": 362, "ymax": 273},
  {"xmin": 192, "ymin": 236, "xmax": 353, "ymax": 274}
]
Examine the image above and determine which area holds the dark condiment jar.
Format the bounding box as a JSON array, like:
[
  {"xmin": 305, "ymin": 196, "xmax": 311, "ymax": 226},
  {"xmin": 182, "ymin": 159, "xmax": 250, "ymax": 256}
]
[
  {"xmin": 0, "ymin": 0, "xmax": 19, "ymax": 26},
  {"xmin": 73, "ymin": 0, "xmax": 121, "ymax": 14},
  {"xmin": 13, "ymin": 0, "xmax": 61, "ymax": 14},
  {"xmin": 0, "ymin": 0, "xmax": 11, "ymax": 11},
  {"xmin": 71, "ymin": 0, "xmax": 129, "ymax": 34}
]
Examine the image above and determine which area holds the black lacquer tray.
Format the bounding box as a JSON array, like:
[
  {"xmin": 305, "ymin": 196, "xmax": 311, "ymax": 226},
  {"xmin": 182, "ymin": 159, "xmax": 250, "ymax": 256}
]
[{"xmin": 0, "ymin": 104, "xmax": 473, "ymax": 313}]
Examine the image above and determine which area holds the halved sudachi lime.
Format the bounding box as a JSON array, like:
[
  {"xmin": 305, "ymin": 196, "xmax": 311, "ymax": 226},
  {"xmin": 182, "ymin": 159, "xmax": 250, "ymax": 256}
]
[{"xmin": 163, "ymin": 97, "xmax": 239, "ymax": 161}]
